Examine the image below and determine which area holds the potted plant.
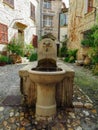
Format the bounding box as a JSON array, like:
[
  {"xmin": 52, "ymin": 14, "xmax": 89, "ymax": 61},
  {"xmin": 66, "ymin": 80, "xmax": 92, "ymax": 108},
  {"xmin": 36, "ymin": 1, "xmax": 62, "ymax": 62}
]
[{"xmin": 7, "ymin": 38, "xmax": 24, "ymax": 64}]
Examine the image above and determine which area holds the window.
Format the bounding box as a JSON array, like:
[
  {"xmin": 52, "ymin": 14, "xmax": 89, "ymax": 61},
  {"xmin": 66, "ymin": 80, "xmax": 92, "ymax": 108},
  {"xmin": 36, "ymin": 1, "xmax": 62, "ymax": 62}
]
[
  {"xmin": 43, "ymin": 0, "xmax": 51, "ymax": 9},
  {"xmin": 43, "ymin": 15, "xmax": 53, "ymax": 27},
  {"xmin": 88, "ymin": 0, "xmax": 93, "ymax": 12},
  {"xmin": 3, "ymin": 0, "xmax": 14, "ymax": 8},
  {"xmin": 0, "ymin": 23, "xmax": 8, "ymax": 44},
  {"xmin": 84, "ymin": 0, "xmax": 93, "ymax": 14},
  {"xmin": 30, "ymin": 3, "xmax": 35, "ymax": 20},
  {"xmin": 60, "ymin": 13, "xmax": 68, "ymax": 26}
]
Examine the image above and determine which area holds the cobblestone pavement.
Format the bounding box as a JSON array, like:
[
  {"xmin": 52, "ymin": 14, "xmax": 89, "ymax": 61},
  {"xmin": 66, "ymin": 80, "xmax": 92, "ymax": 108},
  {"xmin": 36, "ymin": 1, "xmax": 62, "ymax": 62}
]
[{"xmin": 0, "ymin": 62, "xmax": 98, "ymax": 130}]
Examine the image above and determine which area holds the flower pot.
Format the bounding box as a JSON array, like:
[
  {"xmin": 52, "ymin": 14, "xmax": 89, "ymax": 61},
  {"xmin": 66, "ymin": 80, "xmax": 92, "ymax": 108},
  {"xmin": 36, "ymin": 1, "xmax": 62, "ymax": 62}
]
[
  {"xmin": 9, "ymin": 54, "xmax": 22, "ymax": 64},
  {"xmin": 83, "ymin": 56, "xmax": 91, "ymax": 65}
]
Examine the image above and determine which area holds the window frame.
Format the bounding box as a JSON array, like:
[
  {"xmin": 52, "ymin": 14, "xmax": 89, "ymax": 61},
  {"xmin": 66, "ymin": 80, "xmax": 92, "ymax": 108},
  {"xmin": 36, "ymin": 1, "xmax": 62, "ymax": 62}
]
[
  {"xmin": 43, "ymin": 15, "xmax": 53, "ymax": 27},
  {"xmin": 0, "ymin": 23, "xmax": 8, "ymax": 44},
  {"xmin": 43, "ymin": 0, "xmax": 51, "ymax": 9},
  {"xmin": 60, "ymin": 13, "xmax": 68, "ymax": 27},
  {"xmin": 3, "ymin": 0, "xmax": 14, "ymax": 8},
  {"xmin": 30, "ymin": 2, "xmax": 35, "ymax": 21}
]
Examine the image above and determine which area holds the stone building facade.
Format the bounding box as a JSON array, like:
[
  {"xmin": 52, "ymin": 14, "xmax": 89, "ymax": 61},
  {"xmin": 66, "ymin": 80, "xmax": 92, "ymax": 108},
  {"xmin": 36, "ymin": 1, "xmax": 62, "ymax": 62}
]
[
  {"xmin": 38, "ymin": 0, "xmax": 62, "ymax": 40},
  {"xmin": 67, "ymin": 0, "xmax": 98, "ymax": 60},
  {"xmin": 0, "ymin": 0, "xmax": 39, "ymax": 52}
]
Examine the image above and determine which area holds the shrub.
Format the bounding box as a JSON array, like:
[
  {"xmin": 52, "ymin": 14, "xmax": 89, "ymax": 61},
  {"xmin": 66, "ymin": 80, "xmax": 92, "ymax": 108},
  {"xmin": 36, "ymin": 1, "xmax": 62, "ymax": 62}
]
[
  {"xmin": 64, "ymin": 49, "xmax": 78, "ymax": 63},
  {"xmin": 24, "ymin": 44, "xmax": 34, "ymax": 57},
  {"xmin": 0, "ymin": 55, "xmax": 12, "ymax": 64},
  {"xmin": 7, "ymin": 38, "xmax": 24, "ymax": 56},
  {"xmin": 59, "ymin": 46, "xmax": 67, "ymax": 57},
  {"xmin": 81, "ymin": 25, "xmax": 98, "ymax": 47},
  {"xmin": 59, "ymin": 35, "xmax": 68, "ymax": 57},
  {"xmin": 29, "ymin": 52, "xmax": 38, "ymax": 61}
]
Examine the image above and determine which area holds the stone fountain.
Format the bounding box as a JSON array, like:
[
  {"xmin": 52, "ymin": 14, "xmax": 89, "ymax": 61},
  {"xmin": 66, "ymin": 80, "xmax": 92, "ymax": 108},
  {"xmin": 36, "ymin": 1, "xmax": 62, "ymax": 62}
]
[{"xmin": 19, "ymin": 38, "xmax": 74, "ymax": 120}]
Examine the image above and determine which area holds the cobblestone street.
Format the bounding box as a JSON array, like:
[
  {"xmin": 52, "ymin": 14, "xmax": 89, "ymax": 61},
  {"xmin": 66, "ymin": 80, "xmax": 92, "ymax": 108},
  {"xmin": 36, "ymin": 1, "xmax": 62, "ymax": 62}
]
[{"xmin": 0, "ymin": 62, "xmax": 98, "ymax": 130}]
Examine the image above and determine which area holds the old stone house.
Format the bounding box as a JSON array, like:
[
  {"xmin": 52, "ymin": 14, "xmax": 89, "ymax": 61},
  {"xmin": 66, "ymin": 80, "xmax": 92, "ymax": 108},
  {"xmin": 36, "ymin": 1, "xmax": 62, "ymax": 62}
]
[
  {"xmin": 0, "ymin": 0, "xmax": 39, "ymax": 52},
  {"xmin": 38, "ymin": 0, "xmax": 62, "ymax": 40},
  {"xmin": 67, "ymin": 0, "xmax": 98, "ymax": 60}
]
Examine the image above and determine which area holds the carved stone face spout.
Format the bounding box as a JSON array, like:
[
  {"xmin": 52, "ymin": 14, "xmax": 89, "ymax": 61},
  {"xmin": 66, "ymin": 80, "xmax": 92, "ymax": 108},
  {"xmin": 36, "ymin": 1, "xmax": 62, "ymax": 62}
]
[
  {"xmin": 45, "ymin": 48, "xmax": 48, "ymax": 52},
  {"xmin": 38, "ymin": 38, "xmax": 57, "ymax": 63}
]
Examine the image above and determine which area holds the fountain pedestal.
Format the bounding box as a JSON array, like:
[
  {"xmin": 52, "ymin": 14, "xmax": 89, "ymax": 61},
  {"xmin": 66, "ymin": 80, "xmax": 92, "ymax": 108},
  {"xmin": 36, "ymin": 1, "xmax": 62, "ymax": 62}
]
[{"xmin": 36, "ymin": 84, "xmax": 56, "ymax": 118}]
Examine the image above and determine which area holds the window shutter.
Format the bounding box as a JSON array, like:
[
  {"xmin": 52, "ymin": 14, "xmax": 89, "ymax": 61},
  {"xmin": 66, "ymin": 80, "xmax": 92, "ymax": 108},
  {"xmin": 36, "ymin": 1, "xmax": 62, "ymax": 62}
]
[
  {"xmin": 88, "ymin": 0, "xmax": 93, "ymax": 12},
  {"xmin": 32, "ymin": 35, "xmax": 38, "ymax": 48},
  {"xmin": 31, "ymin": 3, "xmax": 35, "ymax": 20},
  {"xmin": 0, "ymin": 23, "xmax": 8, "ymax": 44}
]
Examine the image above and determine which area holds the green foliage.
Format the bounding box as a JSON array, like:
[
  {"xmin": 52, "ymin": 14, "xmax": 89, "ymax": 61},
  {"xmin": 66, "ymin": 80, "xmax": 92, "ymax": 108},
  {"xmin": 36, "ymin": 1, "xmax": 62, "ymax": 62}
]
[
  {"xmin": 0, "ymin": 55, "xmax": 12, "ymax": 64},
  {"xmin": 64, "ymin": 49, "xmax": 78, "ymax": 63},
  {"xmin": 29, "ymin": 52, "xmax": 38, "ymax": 61},
  {"xmin": 93, "ymin": 30, "xmax": 98, "ymax": 47},
  {"xmin": 60, "ymin": 46, "xmax": 67, "ymax": 57},
  {"xmin": 81, "ymin": 25, "xmax": 98, "ymax": 47},
  {"xmin": 81, "ymin": 39, "xmax": 93, "ymax": 47},
  {"xmin": 7, "ymin": 38, "xmax": 24, "ymax": 56},
  {"xmin": 89, "ymin": 48, "xmax": 98, "ymax": 64},
  {"xmin": 24, "ymin": 44, "xmax": 34, "ymax": 57},
  {"xmin": 67, "ymin": 49, "xmax": 78, "ymax": 58},
  {"xmin": 64, "ymin": 57, "xmax": 69, "ymax": 62},
  {"xmin": 81, "ymin": 24, "xmax": 98, "ymax": 66},
  {"xmin": 59, "ymin": 35, "xmax": 68, "ymax": 57},
  {"xmin": 93, "ymin": 64, "xmax": 98, "ymax": 75}
]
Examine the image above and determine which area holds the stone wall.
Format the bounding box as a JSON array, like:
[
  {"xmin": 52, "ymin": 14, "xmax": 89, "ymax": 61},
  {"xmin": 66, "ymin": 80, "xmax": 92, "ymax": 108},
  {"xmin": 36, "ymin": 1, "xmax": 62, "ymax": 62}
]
[{"xmin": 67, "ymin": 0, "xmax": 98, "ymax": 60}]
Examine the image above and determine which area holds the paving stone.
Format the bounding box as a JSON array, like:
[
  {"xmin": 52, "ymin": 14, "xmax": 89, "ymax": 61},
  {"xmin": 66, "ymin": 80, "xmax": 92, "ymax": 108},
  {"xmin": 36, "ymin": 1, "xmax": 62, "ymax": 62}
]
[
  {"xmin": 9, "ymin": 117, "xmax": 16, "ymax": 123},
  {"xmin": 83, "ymin": 110, "xmax": 89, "ymax": 116},
  {"xmin": 91, "ymin": 109, "xmax": 97, "ymax": 114},
  {"xmin": 68, "ymin": 128, "xmax": 74, "ymax": 130},
  {"xmin": 73, "ymin": 102, "xmax": 83, "ymax": 108},
  {"xmin": 75, "ymin": 126, "xmax": 82, "ymax": 130},
  {"xmin": 9, "ymin": 112, "xmax": 14, "ymax": 117},
  {"xmin": 3, "ymin": 121, "xmax": 7, "ymax": 127},
  {"xmin": 20, "ymin": 127, "xmax": 26, "ymax": 130},
  {"xmin": 0, "ymin": 107, "xmax": 4, "ymax": 112},
  {"xmin": 15, "ymin": 112, "xmax": 20, "ymax": 117},
  {"xmin": 69, "ymin": 112, "xmax": 75, "ymax": 118},
  {"xmin": 84, "ymin": 103, "xmax": 93, "ymax": 109}
]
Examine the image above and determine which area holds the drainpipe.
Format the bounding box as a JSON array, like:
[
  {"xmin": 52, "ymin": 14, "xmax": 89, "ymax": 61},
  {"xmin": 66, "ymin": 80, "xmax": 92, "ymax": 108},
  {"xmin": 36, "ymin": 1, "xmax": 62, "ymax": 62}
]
[
  {"xmin": 39, "ymin": 0, "xmax": 42, "ymax": 38},
  {"xmin": 58, "ymin": 12, "xmax": 61, "ymax": 42},
  {"xmin": 57, "ymin": 12, "xmax": 61, "ymax": 57}
]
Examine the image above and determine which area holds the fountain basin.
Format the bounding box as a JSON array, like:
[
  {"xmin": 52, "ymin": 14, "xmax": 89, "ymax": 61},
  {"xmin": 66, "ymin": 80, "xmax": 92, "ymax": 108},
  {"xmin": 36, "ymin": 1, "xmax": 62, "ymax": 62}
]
[{"xmin": 29, "ymin": 68, "xmax": 66, "ymax": 84}]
